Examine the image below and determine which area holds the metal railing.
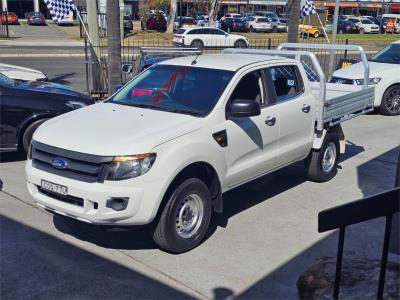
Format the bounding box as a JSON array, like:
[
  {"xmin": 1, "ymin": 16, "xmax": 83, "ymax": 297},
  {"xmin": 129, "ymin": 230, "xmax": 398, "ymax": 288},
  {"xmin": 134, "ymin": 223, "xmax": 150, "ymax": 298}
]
[
  {"xmin": 318, "ymin": 187, "xmax": 400, "ymax": 300},
  {"xmin": 0, "ymin": 11, "xmax": 10, "ymax": 38}
]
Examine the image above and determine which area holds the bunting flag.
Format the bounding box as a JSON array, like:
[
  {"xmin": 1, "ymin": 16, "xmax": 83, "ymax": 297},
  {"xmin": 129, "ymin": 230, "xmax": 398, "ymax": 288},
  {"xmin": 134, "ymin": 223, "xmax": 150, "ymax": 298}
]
[
  {"xmin": 44, "ymin": 0, "xmax": 76, "ymax": 22},
  {"xmin": 302, "ymin": 0, "xmax": 317, "ymax": 16}
]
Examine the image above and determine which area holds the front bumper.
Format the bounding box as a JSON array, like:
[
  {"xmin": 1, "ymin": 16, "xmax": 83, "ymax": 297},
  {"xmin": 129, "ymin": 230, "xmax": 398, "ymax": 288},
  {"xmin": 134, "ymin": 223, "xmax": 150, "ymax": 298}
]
[{"xmin": 26, "ymin": 160, "xmax": 166, "ymax": 225}]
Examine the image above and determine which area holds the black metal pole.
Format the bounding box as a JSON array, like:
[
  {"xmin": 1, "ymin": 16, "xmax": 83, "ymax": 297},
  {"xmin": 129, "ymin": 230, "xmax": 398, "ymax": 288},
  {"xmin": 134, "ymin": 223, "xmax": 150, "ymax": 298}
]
[
  {"xmin": 179, "ymin": 0, "xmax": 183, "ymax": 28},
  {"xmin": 333, "ymin": 227, "xmax": 346, "ymax": 300},
  {"xmin": 377, "ymin": 214, "xmax": 393, "ymax": 299}
]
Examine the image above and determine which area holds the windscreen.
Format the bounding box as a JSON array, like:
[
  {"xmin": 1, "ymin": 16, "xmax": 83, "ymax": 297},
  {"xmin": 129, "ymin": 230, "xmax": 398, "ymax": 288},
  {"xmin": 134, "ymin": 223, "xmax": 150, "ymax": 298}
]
[
  {"xmin": 370, "ymin": 44, "xmax": 400, "ymax": 64},
  {"xmin": 109, "ymin": 65, "xmax": 234, "ymax": 116}
]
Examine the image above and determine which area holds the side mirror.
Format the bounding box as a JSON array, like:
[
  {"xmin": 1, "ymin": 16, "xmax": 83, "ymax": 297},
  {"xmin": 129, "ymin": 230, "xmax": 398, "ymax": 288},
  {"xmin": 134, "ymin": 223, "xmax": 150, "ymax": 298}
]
[
  {"xmin": 227, "ymin": 99, "xmax": 261, "ymax": 118},
  {"xmin": 114, "ymin": 83, "xmax": 123, "ymax": 92},
  {"xmin": 121, "ymin": 64, "xmax": 132, "ymax": 73}
]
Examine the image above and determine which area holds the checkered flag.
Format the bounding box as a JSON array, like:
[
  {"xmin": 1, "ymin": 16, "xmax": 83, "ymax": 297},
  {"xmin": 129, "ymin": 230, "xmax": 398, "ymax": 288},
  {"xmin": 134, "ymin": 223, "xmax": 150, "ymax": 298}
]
[
  {"xmin": 44, "ymin": 0, "xmax": 76, "ymax": 22},
  {"xmin": 302, "ymin": 0, "xmax": 317, "ymax": 16}
]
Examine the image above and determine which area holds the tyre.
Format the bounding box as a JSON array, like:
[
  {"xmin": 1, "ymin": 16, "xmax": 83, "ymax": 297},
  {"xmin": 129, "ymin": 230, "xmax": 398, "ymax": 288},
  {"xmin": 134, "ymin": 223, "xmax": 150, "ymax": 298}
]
[
  {"xmin": 152, "ymin": 178, "xmax": 212, "ymax": 253},
  {"xmin": 305, "ymin": 132, "xmax": 340, "ymax": 182},
  {"xmin": 22, "ymin": 119, "xmax": 48, "ymax": 153},
  {"xmin": 234, "ymin": 39, "xmax": 247, "ymax": 48},
  {"xmin": 313, "ymin": 31, "xmax": 319, "ymax": 38},
  {"xmin": 190, "ymin": 39, "xmax": 204, "ymax": 49},
  {"xmin": 379, "ymin": 85, "xmax": 400, "ymax": 116},
  {"xmin": 249, "ymin": 25, "xmax": 254, "ymax": 32},
  {"xmin": 360, "ymin": 28, "xmax": 365, "ymax": 34},
  {"xmin": 273, "ymin": 26, "xmax": 278, "ymax": 33}
]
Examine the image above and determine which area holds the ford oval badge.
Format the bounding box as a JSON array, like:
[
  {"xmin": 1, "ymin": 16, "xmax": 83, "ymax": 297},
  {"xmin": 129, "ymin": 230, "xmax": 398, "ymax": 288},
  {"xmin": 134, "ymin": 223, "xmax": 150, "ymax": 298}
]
[{"xmin": 51, "ymin": 157, "xmax": 68, "ymax": 170}]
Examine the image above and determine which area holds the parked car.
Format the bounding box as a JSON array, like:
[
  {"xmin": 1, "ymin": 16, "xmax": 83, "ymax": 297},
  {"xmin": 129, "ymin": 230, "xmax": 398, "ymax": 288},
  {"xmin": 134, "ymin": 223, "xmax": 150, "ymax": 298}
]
[
  {"xmin": 381, "ymin": 14, "xmax": 400, "ymax": 33},
  {"xmin": 0, "ymin": 73, "xmax": 94, "ymax": 153},
  {"xmin": 270, "ymin": 17, "xmax": 287, "ymax": 32},
  {"xmin": 196, "ymin": 15, "xmax": 209, "ymax": 27},
  {"xmin": 173, "ymin": 16, "xmax": 197, "ymax": 31},
  {"xmin": 123, "ymin": 15, "xmax": 133, "ymax": 34},
  {"xmin": 0, "ymin": 63, "xmax": 47, "ymax": 83},
  {"xmin": 337, "ymin": 20, "xmax": 360, "ymax": 34},
  {"xmin": 220, "ymin": 13, "xmax": 242, "ymax": 21},
  {"xmin": 331, "ymin": 40, "xmax": 400, "ymax": 115},
  {"xmin": 56, "ymin": 10, "xmax": 74, "ymax": 25},
  {"xmin": 299, "ymin": 24, "xmax": 321, "ymax": 38},
  {"xmin": 220, "ymin": 17, "xmax": 247, "ymax": 32},
  {"xmin": 0, "ymin": 12, "xmax": 19, "ymax": 25},
  {"xmin": 363, "ymin": 15, "xmax": 380, "ymax": 26},
  {"xmin": 26, "ymin": 11, "xmax": 46, "ymax": 26},
  {"xmin": 255, "ymin": 11, "xmax": 278, "ymax": 20},
  {"xmin": 246, "ymin": 16, "xmax": 272, "ymax": 32},
  {"xmin": 325, "ymin": 20, "xmax": 333, "ymax": 34},
  {"xmin": 141, "ymin": 13, "xmax": 167, "ymax": 31},
  {"xmin": 25, "ymin": 43, "xmax": 373, "ymax": 253},
  {"xmin": 173, "ymin": 27, "xmax": 249, "ymax": 48},
  {"xmin": 346, "ymin": 17, "xmax": 379, "ymax": 34}
]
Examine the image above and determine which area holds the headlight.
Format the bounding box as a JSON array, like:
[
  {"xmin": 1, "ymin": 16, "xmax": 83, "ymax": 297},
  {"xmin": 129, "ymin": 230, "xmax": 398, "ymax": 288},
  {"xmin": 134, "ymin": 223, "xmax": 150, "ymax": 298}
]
[
  {"xmin": 65, "ymin": 101, "xmax": 88, "ymax": 110},
  {"xmin": 106, "ymin": 153, "xmax": 156, "ymax": 181},
  {"xmin": 355, "ymin": 77, "xmax": 381, "ymax": 85}
]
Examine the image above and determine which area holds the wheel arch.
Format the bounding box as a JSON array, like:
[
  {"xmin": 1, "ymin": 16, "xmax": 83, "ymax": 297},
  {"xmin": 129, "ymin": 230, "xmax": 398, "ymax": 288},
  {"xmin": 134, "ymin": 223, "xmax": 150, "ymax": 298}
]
[
  {"xmin": 16, "ymin": 113, "xmax": 54, "ymax": 149},
  {"xmin": 153, "ymin": 161, "xmax": 223, "ymax": 225}
]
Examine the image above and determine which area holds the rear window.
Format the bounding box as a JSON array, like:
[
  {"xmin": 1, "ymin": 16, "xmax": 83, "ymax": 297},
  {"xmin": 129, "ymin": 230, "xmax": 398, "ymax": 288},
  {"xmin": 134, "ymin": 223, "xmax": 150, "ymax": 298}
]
[{"xmin": 268, "ymin": 66, "xmax": 304, "ymax": 103}]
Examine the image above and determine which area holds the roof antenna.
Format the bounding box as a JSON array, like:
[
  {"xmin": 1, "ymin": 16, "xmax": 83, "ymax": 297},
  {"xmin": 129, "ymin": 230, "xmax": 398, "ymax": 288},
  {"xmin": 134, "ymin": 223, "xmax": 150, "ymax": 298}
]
[{"xmin": 191, "ymin": 53, "xmax": 200, "ymax": 65}]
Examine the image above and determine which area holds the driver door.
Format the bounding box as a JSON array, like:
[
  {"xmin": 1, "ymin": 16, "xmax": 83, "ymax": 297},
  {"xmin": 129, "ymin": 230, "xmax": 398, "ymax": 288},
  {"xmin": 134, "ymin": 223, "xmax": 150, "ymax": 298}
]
[{"xmin": 223, "ymin": 68, "xmax": 280, "ymax": 188}]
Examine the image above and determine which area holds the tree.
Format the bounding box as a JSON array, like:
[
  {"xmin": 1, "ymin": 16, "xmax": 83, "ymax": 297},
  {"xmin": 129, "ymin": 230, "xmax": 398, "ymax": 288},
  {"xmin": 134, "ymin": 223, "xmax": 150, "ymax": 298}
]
[
  {"xmin": 107, "ymin": 0, "xmax": 121, "ymax": 94},
  {"xmin": 167, "ymin": 0, "xmax": 177, "ymax": 33},
  {"xmin": 287, "ymin": 0, "xmax": 300, "ymax": 43},
  {"xmin": 208, "ymin": 0, "xmax": 219, "ymax": 27}
]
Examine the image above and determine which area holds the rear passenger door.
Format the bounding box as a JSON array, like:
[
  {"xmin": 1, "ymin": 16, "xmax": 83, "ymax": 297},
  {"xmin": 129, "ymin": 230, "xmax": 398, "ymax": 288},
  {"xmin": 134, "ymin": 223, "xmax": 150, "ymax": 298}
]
[{"xmin": 266, "ymin": 65, "xmax": 314, "ymax": 166}]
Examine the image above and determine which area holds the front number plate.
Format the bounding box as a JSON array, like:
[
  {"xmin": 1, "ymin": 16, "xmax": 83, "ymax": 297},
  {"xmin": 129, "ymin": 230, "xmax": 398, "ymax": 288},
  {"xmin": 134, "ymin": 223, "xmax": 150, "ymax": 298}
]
[{"xmin": 41, "ymin": 180, "xmax": 68, "ymax": 196}]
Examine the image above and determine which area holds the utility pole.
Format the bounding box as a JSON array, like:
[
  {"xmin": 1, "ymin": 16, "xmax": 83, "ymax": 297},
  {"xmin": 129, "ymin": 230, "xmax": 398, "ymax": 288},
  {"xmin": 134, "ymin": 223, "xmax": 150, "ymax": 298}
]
[
  {"xmin": 107, "ymin": 0, "xmax": 122, "ymax": 94},
  {"xmin": 328, "ymin": 0, "xmax": 340, "ymax": 77},
  {"xmin": 287, "ymin": 0, "xmax": 300, "ymax": 43},
  {"xmin": 86, "ymin": 0, "xmax": 101, "ymax": 91}
]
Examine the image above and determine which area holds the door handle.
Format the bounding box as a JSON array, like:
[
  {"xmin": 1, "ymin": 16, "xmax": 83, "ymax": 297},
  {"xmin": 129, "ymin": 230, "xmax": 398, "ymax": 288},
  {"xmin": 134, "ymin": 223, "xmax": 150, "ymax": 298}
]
[
  {"xmin": 302, "ymin": 104, "xmax": 311, "ymax": 113},
  {"xmin": 265, "ymin": 116, "xmax": 276, "ymax": 126}
]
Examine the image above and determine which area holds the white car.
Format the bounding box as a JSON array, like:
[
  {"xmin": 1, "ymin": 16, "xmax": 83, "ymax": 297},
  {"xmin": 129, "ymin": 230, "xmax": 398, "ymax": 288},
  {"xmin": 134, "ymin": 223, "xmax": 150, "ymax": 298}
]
[
  {"xmin": 331, "ymin": 40, "xmax": 400, "ymax": 115},
  {"xmin": 220, "ymin": 13, "xmax": 242, "ymax": 21},
  {"xmin": 246, "ymin": 16, "xmax": 272, "ymax": 32},
  {"xmin": 56, "ymin": 10, "xmax": 74, "ymax": 25},
  {"xmin": 0, "ymin": 63, "xmax": 47, "ymax": 82},
  {"xmin": 26, "ymin": 44, "xmax": 374, "ymax": 253},
  {"xmin": 173, "ymin": 27, "xmax": 249, "ymax": 48},
  {"xmin": 346, "ymin": 17, "xmax": 379, "ymax": 34}
]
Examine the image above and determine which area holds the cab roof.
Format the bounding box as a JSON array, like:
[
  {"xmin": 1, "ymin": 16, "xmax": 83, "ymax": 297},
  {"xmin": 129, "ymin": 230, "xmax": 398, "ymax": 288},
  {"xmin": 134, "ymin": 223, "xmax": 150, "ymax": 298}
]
[{"xmin": 157, "ymin": 53, "xmax": 295, "ymax": 71}]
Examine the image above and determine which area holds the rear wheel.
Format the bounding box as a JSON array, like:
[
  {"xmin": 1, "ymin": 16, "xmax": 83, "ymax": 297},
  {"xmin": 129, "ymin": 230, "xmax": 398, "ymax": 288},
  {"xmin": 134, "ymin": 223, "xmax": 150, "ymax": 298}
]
[
  {"xmin": 313, "ymin": 31, "xmax": 319, "ymax": 38},
  {"xmin": 305, "ymin": 132, "xmax": 340, "ymax": 182},
  {"xmin": 190, "ymin": 39, "xmax": 204, "ymax": 49},
  {"xmin": 22, "ymin": 119, "xmax": 48, "ymax": 153},
  {"xmin": 234, "ymin": 39, "xmax": 247, "ymax": 48},
  {"xmin": 152, "ymin": 178, "xmax": 212, "ymax": 253},
  {"xmin": 379, "ymin": 85, "xmax": 400, "ymax": 116}
]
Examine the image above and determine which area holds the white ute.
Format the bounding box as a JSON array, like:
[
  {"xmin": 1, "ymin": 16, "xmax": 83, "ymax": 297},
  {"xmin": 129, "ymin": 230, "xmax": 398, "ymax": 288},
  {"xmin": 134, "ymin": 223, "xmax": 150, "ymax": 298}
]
[{"xmin": 26, "ymin": 43, "xmax": 375, "ymax": 253}]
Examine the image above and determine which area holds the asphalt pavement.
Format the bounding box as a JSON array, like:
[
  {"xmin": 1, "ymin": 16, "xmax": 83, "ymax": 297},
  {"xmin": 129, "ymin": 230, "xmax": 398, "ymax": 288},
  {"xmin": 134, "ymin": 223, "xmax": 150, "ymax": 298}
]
[
  {"xmin": 1, "ymin": 113, "xmax": 399, "ymax": 299},
  {"xmin": 0, "ymin": 56, "xmax": 87, "ymax": 92}
]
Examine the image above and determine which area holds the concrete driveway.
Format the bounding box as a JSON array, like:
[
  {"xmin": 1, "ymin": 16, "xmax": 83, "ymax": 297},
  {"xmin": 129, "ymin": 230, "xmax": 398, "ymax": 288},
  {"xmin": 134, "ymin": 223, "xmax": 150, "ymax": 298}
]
[{"xmin": 1, "ymin": 114, "xmax": 399, "ymax": 299}]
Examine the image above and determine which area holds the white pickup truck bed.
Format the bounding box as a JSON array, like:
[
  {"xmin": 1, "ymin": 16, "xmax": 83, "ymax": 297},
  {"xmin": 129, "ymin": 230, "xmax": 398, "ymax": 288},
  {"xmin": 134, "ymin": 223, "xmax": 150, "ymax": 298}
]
[{"xmin": 310, "ymin": 82, "xmax": 375, "ymax": 126}]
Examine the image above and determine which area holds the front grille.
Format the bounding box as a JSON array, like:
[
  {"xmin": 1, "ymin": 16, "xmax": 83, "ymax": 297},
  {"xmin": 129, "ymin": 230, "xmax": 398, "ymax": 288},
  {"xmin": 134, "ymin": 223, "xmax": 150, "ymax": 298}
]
[
  {"xmin": 31, "ymin": 141, "xmax": 113, "ymax": 183},
  {"xmin": 38, "ymin": 187, "xmax": 84, "ymax": 207},
  {"xmin": 330, "ymin": 77, "xmax": 355, "ymax": 85}
]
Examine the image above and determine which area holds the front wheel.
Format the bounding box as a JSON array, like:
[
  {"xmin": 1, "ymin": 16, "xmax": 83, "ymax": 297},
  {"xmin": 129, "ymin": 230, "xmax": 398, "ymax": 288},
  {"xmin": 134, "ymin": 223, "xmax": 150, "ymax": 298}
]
[
  {"xmin": 379, "ymin": 85, "xmax": 400, "ymax": 116},
  {"xmin": 313, "ymin": 31, "xmax": 319, "ymax": 38},
  {"xmin": 152, "ymin": 178, "xmax": 212, "ymax": 253},
  {"xmin": 359, "ymin": 28, "xmax": 365, "ymax": 34},
  {"xmin": 305, "ymin": 132, "xmax": 340, "ymax": 182},
  {"xmin": 234, "ymin": 39, "xmax": 247, "ymax": 48}
]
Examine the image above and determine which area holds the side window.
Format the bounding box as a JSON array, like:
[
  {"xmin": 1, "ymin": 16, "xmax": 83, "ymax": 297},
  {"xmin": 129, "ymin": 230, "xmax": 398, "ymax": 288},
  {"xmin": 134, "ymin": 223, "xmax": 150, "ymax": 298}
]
[
  {"xmin": 268, "ymin": 65, "xmax": 303, "ymax": 103},
  {"xmin": 229, "ymin": 71, "xmax": 264, "ymax": 105}
]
